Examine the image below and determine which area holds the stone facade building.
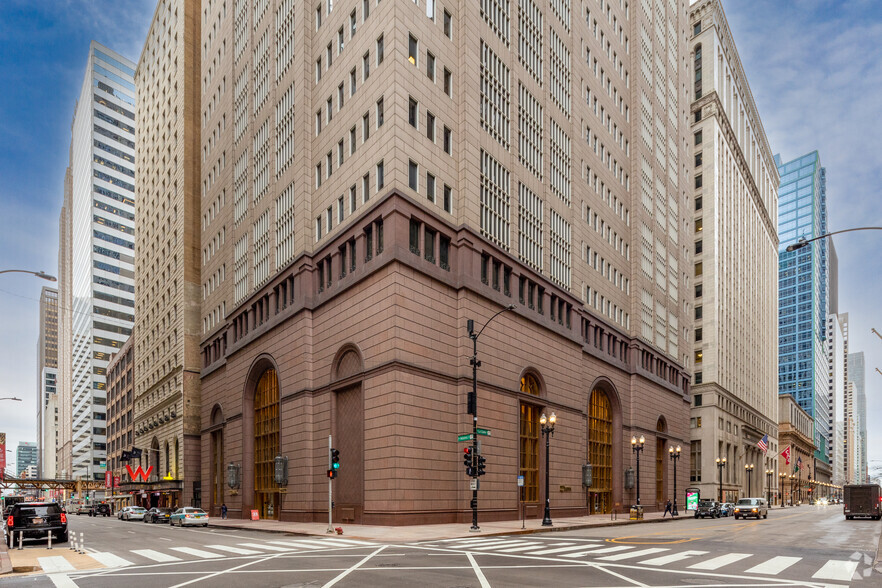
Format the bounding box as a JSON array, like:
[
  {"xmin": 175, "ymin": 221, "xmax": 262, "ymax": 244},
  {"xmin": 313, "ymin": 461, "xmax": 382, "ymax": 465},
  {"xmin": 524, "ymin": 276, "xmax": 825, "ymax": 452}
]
[
  {"xmin": 778, "ymin": 394, "xmax": 814, "ymax": 506},
  {"xmin": 106, "ymin": 334, "xmax": 134, "ymax": 496},
  {"xmin": 198, "ymin": 0, "xmax": 693, "ymax": 524}
]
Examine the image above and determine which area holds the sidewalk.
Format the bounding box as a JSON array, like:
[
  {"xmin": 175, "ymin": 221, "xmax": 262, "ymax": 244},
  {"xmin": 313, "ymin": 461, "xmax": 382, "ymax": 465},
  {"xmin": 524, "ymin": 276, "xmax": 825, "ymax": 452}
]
[{"xmin": 207, "ymin": 509, "xmax": 679, "ymax": 542}]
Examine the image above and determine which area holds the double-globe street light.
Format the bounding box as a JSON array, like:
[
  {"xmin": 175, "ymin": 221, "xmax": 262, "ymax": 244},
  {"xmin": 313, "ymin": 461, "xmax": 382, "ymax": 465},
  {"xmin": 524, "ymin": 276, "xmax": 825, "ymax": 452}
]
[
  {"xmin": 744, "ymin": 464, "xmax": 754, "ymax": 497},
  {"xmin": 715, "ymin": 457, "xmax": 727, "ymax": 502},
  {"xmin": 466, "ymin": 304, "xmax": 515, "ymax": 532},
  {"xmin": 540, "ymin": 412, "xmax": 556, "ymax": 526},
  {"xmin": 668, "ymin": 445, "xmax": 681, "ymax": 516},
  {"xmin": 631, "ymin": 435, "xmax": 645, "ymax": 506},
  {"xmin": 765, "ymin": 469, "xmax": 774, "ymax": 505},
  {"xmin": 779, "ymin": 472, "xmax": 787, "ymax": 505}
]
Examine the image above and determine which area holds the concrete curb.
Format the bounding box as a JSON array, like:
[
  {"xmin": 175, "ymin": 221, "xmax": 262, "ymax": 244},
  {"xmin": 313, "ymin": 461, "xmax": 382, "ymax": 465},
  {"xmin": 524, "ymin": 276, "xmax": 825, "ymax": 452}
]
[{"xmin": 0, "ymin": 543, "xmax": 12, "ymax": 575}]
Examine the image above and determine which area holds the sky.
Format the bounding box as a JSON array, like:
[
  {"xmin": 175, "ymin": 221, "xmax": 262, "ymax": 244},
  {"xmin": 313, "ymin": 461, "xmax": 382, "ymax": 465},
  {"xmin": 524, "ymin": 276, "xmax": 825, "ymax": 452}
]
[{"xmin": 1, "ymin": 1, "xmax": 881, "ymax": 478}]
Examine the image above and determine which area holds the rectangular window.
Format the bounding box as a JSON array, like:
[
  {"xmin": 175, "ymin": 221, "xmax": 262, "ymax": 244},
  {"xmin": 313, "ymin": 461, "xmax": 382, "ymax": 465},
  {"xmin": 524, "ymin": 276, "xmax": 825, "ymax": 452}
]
[
  {"xmin": 409, "ymin": 160, "xmax": 418, "ymax": 191},
  {"xmin": 425, "ymin": 228, "xmax": 436, "ymax": 262},
  {"xmin": 695, "ymin": 152, "xmax": 702, "ymax": 167},
  {"xmin": 695, "ymin": 306, "xmax": 703, "ymax": 320},
  {"xmin": 326, "ymin": 97, "xmax": 333, "ymax": 122},
  {"xmin": 363, "ymin": 51, "xmax": 370, "ymax": 79},
  {"xmin": 695, "ymin": 283, "xmax": 703, "ymax": 298},
  {"xmin": 695, "ymin": 218, "xmax": 703, "ymax": 232},
  {"xmin": 694, "ymin": 110, "xmax": 701, "ymax": 123},
  {"xmin": 326, "ymin": 205, "xmax": 333, "ymax": 233},
  {"xmin": 408, "ymin": 97, "xmax": 419, "ymax": 128},
  {"xmin": 695, "ymin": 196, "xmax": 703, "ymax": 211},
  {"xmin": 694, "ymin": 130, "xmax": 702, "ymax": 145},
  {"xmin": 376, "ymin": 35, "xmax": 384, "ymax": 64},
  {"xmin": 408, "ymin": 34, "xmax": 418, "ymax": 65},
  {"xmin": 426, "ymin": 173, "xmax": 435, "ymax": 202},
  {"xmin": 426, "ymin": 112, "xmax": 435, "ymax": 141},
  {"xmin": 443, "ymin": 68, "xmax": 452, "ymax": 96},
  {"xmin": 350, "ymin": 67, "xmax": 356, "ymax": 95},
  {"xmin": 377, "ymin": 98, "xmax": 384, "ymax": 127},
  {"xmin": 695, "ymin": 240, "xmax": 703, "ymax": 254},
  {"xmin": 316, "ymin": 58, "xmax": 322, "ymax": 83},
  {"xmin": 363, "ymin": 0, "xmax": 370, "ymax": 19},
  {"xmin": 695, "ymin": 372, "xmax": 703, "ymax": 384},
  {"xmin": 695, "ymin": 174, "xmax": 703, "ymax": 189},
  {"xmin": 338, "ymin": 139, "xmax": 344, "ymax": 166},
  {"xmin": 315, "ymin": 111, "xmax": 322, "ymax": 134},
  {"xmin": 444, "ymin": 10, "xmax": 452, "ymax": 38},
  {"xmin": 443, "ymin": 184, "xmax": 452, "ymax": 212},
  {"xmin": 349, "ymin": 185, "xmax": 357, "ymax": 213},
  {"xmin": 694, "ymin": 22, "xmax": 701, "ymax": 35},
  {"xmin": 695, "ymin": 327, "xmax": 703, "ymax": 341},
  {"xmin": 315, "ymin": 163, "xmax": 322, "ymax": 188},
  {"xmin": 443, "ymin": 126, "xmax": 451, "ymax": 154},
  {"xmin": 362, "ymin": 173, "xmax": 370, "ymax": 202},
  {"xmin": 316, "ymin": 216, "xmax": 323, "ymax": 240},
  {"xmin": 376, "ymin": 160, "xmax": 384, "ymax": 189},
  {"xmin": 427, "ymin": 52, "xmax": 435, "ymax": 81},
  {"xmin": 350, "ymin": 9, "xmax": 357, "ymax": 35},
  {"xmin": 316, "ymin": 5, "xmax": 322, "ymax": 29},
  {"xmin": 690, "ymin": 441, "xmax": 701, "ymax": 483},
  {"xmin": 694, "ymin": 394, "xmax": 702, "ymax": 407},
  {"xmin": 350, "ymin": 126, "xmax": 357, "ymax": 154},
  {"xmin": 327, "ymin": 42, "xmax": 333, "ymax": 67},
  {"xmin": 409, "ymin": 219, "xmax": 420, "ymax": 254},
  {"xmin": 338, "ymin": 27, "xmax": 344, "ymax": 53},
  {"xmin": 694, "ymin": 262, "xmax": 703, "ymax": 276},
  {"xmin": 440, "ymin": 235, "xmax": 450, "ymax": 269},
  {"xmin": 326, "ymin": 151, "xmax": 333, "ymax": 176},
  {"xmin": 362, "ymin": 112, "xmax": 370, "ymax": 141}
]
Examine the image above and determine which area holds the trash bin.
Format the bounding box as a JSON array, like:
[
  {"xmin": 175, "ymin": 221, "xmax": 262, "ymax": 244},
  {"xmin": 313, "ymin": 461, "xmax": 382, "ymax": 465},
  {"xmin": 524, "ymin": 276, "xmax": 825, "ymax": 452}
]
[{"xmin": 629, "ymin": 505, "xmax": 644, "ymax": 520}]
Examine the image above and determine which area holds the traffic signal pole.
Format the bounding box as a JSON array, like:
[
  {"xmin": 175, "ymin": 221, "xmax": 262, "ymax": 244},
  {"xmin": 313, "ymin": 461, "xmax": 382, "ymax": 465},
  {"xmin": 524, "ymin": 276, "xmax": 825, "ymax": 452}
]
[
  {"xmin": 470, "ymin": 329, "xmax": 480, "ymax": 532},
  {"xmin": 327, "ymin": 434, "xmax": 333, "ymax": 533}
]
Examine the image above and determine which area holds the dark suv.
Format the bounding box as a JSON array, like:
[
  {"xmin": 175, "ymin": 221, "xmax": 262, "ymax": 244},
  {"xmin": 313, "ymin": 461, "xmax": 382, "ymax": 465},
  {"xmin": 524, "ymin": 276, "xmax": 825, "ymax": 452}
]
[
  {"xmin": 5, "ymin": 502, "xmax": 68, "ymax": 547},
  {"xmin": 92, "ymin": 503, "xmax": 111, "ymax": 517},
  {"xmin": 695, "ymin": 500, "xmax": 721, "ymax": 518}
]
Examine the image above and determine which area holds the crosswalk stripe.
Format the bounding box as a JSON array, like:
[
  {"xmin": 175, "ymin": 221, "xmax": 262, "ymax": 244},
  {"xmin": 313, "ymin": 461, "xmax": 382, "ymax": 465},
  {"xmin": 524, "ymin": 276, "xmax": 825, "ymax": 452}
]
[
  {"xmin": 744, "ymin": 556, "xmax": 802, "ymax": 575},
  {"xmin": 206, "ymin": 545, "xmax": 263, "ymax": 555},
  {"xmin": 454, "ymin": 539, "xmax": 519, "ymax": 548},
  {"xmin": 597, "ymin": 547, "xmax": 669, "ymax": 561},
  {"xmin": 469, "ymin": 540, "xmax": 534, "ymax": 551},
  {"xmin": 531, "ymin": 544, "xmax": 590, "ymax": 555},
  {"xmin": 319, "ymin": 538, "xmax": 374, "ymax": 546},
  {"xmin": 812, "ymin": 560, "xmax": 859, "ymax": 581},
  {"xmin": 236, "ymin": 542, "xmax": 292, "ymax": 552},
  {"xmin": 640, "ymin": 550, "xmax": 708, "ymax": 566},
  {"xmin": 87, "ymin": 552, "xmax": 134, "ymax": 568},
  {"xmin": 37, "ymin": 556, "xmax": 75, "ymax": 573},
  {"xmin": 562, "ymin": 545, "xmax": 632, "ymax": 558},
  {"xmin": 496, "ymin": 543, "xmax": 546, "ymax": 553},
  {"xmin": 266, "ymin": 541, "xmax": 326, "ymax": 550},
  {"xmin": 170, "ymin": 546, "xmax": 224, "ymax": 559},
  {"xmin": 687, "ymin": 553, "xmax": 752, "ymax": 570},
  {"xmin": 273, "ymin": 538, "xmax": 368, "ymax": 549},
  {"xmin": 131, "ymin": 549, "xmax": 182, "ymax": 562},
  {"xmin": 48, "ymin": 573, "xmax": 78, "ymax": 588}
]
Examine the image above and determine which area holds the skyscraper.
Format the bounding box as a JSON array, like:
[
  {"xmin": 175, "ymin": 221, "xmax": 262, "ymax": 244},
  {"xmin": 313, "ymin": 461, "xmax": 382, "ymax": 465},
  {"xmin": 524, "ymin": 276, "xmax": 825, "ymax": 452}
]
[
  {"xmin": 60, "ymin": 42, "xmax": 137, "ymax": 481},
  {"xmin": 846, "ymin": 351, "xmax": 867, "ymax": 483},
  {"xmin": 16, "ymin": 442, "xmax": 38, "ymax": 477},
  {"xmin": 687, "ymin": 0, "xmax": 780, "ymax": 504},
  {"xmin": 36, "ymin": 286, "xmax": 59, "ymax": 479},
  {"xmin": 194, "ymin": 0, "xmax": 693, "ymax": 522},
  {"xmin": 826, "ymin": 312, "xmax": 847, "ymax": 485},
  {"xmin": 776, "ymin": 151, "xmax": 828, "ymax": 464}
]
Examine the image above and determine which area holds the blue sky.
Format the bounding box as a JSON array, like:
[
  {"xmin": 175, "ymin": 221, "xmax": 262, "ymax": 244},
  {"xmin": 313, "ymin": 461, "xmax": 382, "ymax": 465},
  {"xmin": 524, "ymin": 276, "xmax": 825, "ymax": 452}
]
[{"xmin": 1, "ymin": 1, "xmax": 881, "ymax": 479}]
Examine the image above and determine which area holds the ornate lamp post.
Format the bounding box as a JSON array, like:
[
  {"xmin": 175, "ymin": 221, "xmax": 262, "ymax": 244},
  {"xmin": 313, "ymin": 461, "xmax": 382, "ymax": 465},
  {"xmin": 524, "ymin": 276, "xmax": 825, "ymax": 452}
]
[
  {"xmin": 789, "ymin": 474, "xmax": 796, "ymax": 505},
  {"xmin": 715, "ymin": 457, "xmax": 727, "ymax": 502},
  {"xmin": 744, "ymin": 463, "xmax": 754, "ymax": 497},
  {"xmin": 631, "ymin": 435, "xmax": 645, "ymax": 506},
  {"xmin": 765, "ymin": 469, "xmax": 774, "ymax": 505},
  {"xmin": 668, "ymin": 445, "xmax": 681, "ymax": 516},
  {"xmin": 539, "ymin": 412, "xmax": 556, "ymax": 527},
  {"xmin": 779, "ymin": 472, "xmax": 787, "ymax": 506}
]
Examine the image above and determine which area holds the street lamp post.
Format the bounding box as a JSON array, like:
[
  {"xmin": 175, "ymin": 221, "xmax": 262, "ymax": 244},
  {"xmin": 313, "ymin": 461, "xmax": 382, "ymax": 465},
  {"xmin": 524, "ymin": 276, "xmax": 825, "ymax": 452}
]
[
  {"xmin": 765, "ymin": 469, "xmax": 774, "ymax": 505},
  {"xmin": 0, "ymin": 397, "xmax": 23, "ymax": 402},
  {"xmin": 631, "ymin": 435, "xmax": 645, "ymax": 506},
  {"xmin": 785, "ymin": 227, "xmax": 882, "ymax": 252},
  {"xmin": 744, "ymin": 464, "xmax": 754, "ymax": 498},
  {"xmin": 0, "ymin": 269, "xmax": 57, "ymax": 281},
  {"xmin": 779, "ymin": 473, "xmax": 787, "ymax": 506},
  {"xmin": 668, "ymin": 445, "xmax": 681, "ymax": 516},
  {"xmin": 540, "ymin": 412, "xmax": 556, "ymax": 526},
  {"xmin": 715, "ymin": 457, "xmax": 727, "ymax": 502},
  {"xmin": 789, "ymin": 474, "xmax": 795, "ymax": 506},
  {"xmin": 466, "ymin": 304, "xmax": 515, "ymax": 532}
]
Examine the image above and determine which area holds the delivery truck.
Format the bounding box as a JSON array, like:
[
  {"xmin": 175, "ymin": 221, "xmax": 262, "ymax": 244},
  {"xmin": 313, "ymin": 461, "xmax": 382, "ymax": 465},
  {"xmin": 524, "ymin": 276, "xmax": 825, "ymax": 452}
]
[{"xmin": 843, "ymin": 484, "xmax": 881, "ymax": 520}]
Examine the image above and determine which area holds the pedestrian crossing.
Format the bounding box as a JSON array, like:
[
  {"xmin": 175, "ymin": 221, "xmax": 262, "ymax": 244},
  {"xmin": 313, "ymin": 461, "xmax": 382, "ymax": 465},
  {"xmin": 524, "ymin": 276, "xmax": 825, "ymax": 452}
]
[
  {"xmin": 424, "ymin": 537, "xmax": 864, "ymax": 582},
  {"xmin": 39, "ymin": 537, "xmax": 375, "ymax": 573}
]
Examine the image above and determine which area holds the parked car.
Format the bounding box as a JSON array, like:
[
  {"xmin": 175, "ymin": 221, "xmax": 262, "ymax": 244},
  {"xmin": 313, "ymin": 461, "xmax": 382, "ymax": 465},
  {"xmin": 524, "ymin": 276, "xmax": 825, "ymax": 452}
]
[
  {"xmin": 170, "ymin": 507, "xmax": 209, "ymax": 527},
  {"xmin": 695, "ymin": 500, "xmax": 721, "ymax": 519},
  {"xmin": 733, "ymin": 497, "xmax": 768, "ymax": 519},
  {"xmin": 4, "ymin": 502, "xmax": 68, "ymax": 547},
  {"xmin": 122, "ymin": 506, "xmax": 148, "ymax": 521},
  {"xmin": 719, "ymin": 503, "xmax": 734, "ymax": 517},
  {"xmin": 76, "ymin": 503, "xmax": 93, "ymax": 515},
  {"xmin": 144, "ymin": 507, "xmax": 174, "ymax": 524},
  {"xmin": 91, "ymin": 503, "xmax": 111, "ymax": 517},
  {"xmin": 117, "ymin": 506, "xmax": 133, "ymax": 520}
]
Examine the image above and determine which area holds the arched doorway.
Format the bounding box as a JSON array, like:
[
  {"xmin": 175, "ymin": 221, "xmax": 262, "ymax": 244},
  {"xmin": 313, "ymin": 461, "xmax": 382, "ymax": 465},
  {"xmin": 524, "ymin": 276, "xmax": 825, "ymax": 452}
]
[
  {"xmin": 332, "ymin": 346, "xmax": 365, "ymax": 524},
  {"xmin": 588, "ymin": 388, "xmax": 612, "ymax": 514},
  {"xmin": 254, "ymin": 368, "xmax": 280, "ymax": 520},
  {"xmin": 519, "ymin": 373, "xmax": 542, "ymax": 508}
]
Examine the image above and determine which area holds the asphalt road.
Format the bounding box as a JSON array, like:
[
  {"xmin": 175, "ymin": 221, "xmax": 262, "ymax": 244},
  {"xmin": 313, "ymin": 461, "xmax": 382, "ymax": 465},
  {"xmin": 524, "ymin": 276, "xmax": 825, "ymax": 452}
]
[{"xmin": 2, "ymin": 503, "xmax": 879, "ymax": 587}]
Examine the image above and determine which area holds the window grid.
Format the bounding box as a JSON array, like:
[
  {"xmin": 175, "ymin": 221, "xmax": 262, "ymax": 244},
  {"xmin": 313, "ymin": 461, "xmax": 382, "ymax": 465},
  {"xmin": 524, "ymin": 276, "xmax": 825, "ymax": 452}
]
[
  {"xmin": 275, "ymin": 182, "xmax": 296, "ymax": 266},
  {"xmin": 549, "ymin": 119, "xmax": 571, "ymax": 204},
  {"xmin": 518, "ymin": 83, "xmax": 543, "ymax": 180},
  {"xmin": 549, "ymin": 29, "xmax": 571, "ymax": 115},
  {"xmin": 549, "ymin": 209, "xmax": 571, "ymax": 288},
  {"xmin": 233, "ymin": 150, "xmax": 249, "ymax": 226},
  {"xmin": 518, "ymin": 0, "xmax": 543, "ymax": 85},
  {"xmin": 480, "ymin": 150, "xmax": 511, "ymax": 250},
  {"xmin": 480, "ymin": 41, "xmax": 510, "ymax": 149},
  {"xmin": 253, "ymin": 119, "xmax": 269, "ymax": 202},
  {"xmin": 517, "ymin": 183, "xmax": 543, "ymax": 271},
  {"xmin": 234, "ymin": 235, "xmax": 249, "ymax": 303},
  {"xmin": 275, "ymin": 82, "xmax": 295, "ymax": 177},
  {"xmin": 481, "ymin": 0, "xmax": 510, "ymax": 45},
  {"xmin": 253, "ymin": 210, "xmax": 270, "ymax": 286}
]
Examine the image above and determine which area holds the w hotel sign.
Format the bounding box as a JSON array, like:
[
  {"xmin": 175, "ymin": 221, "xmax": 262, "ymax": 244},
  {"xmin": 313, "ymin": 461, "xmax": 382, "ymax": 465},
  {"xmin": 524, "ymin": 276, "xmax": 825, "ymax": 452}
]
[{"xmin": 126, "ymin": 464, "xmax": 153, "ymax": 482}]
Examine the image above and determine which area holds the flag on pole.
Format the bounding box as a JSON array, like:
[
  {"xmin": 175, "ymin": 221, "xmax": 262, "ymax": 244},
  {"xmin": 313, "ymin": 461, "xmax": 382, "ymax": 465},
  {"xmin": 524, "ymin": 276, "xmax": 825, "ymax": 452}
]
[
  {"xmin": 757, "ymin": 434, "xmax": 769, "ymax": 452},
  {"xmin": 795, "ymin": 456, "xmax": 802, "ymax": 473},
  {"xmin": 780, "ymin": 445, "xmax": 792, "ymax": 465}
]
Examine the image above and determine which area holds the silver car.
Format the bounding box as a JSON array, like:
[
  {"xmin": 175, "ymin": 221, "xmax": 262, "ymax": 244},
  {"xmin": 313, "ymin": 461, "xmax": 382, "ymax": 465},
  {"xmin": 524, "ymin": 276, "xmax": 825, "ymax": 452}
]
[
  {"xmin": 122, "ymin": 506, "xmax": 148, "ymax": 521},
  {"xmin": 733, "ymin": 497, "xmax": 768, "ymax": 520}
]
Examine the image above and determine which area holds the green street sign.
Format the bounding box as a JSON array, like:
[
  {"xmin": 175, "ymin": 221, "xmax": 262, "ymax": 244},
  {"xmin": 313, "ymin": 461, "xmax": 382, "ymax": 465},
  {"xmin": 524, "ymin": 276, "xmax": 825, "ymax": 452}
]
[
  {"xmin": 476, "ymin": 428, "xmax": 491, "ymax": 437},
  {"xmin": 457, "ymin": 434, "xmax": 474, "ymax": 442}
]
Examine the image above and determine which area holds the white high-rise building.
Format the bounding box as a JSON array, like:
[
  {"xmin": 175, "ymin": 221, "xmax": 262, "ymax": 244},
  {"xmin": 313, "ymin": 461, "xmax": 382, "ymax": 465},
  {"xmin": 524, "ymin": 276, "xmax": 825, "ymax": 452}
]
[
  {"xmin": 826, "ymin": 312, "xmax": 847, "ymax": 485},
  {"xmin": 65, "ymin": 41, "xmax": 137, "ymax": 481}
]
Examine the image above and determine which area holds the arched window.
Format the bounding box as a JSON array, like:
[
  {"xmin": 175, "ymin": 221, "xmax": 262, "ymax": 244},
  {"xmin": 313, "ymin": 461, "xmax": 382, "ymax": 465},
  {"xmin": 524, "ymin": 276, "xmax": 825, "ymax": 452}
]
[
  {"xmin": 520, "ymin": 373, "xmax": 540, "ymax": 396},
  {"xmin": 254, "ymin": 368, "xmax": 280, "ymax": 519},
  {"xmin": 519, "ymin": 372, "xmax": 541, "ymax": 503},
  {"xmin": 588, "ymin": 388, "xmax": 612, "ymax": 514}
]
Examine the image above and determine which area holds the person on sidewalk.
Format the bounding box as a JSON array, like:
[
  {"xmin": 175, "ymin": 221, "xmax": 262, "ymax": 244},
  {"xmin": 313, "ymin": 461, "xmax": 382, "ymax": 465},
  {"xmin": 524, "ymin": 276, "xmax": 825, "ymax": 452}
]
[
  {"xmin": 662, "ymin": 499, "xmax": 673, "ymax": 517},
  {"xmin": 221, "ymin": 503, "xmax": 228, "ymax": 519}
]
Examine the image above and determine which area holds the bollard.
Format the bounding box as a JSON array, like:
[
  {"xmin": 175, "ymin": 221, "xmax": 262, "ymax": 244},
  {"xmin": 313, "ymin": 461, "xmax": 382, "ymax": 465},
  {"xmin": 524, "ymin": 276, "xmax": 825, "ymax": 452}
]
[
  {"xmin": 18, "ymin": 531, "xmax": 23, "ymax": 550},
  {"xmin": 69, "ymin": 534, "xmax": 76, "ymax": 550},
  {"xmin": 79, "ymin": 532, "xmax": 85, "ymax": 554},
  {"xmin": 48, "ymin": 531, "xmax": 53, "ymax": 550}
]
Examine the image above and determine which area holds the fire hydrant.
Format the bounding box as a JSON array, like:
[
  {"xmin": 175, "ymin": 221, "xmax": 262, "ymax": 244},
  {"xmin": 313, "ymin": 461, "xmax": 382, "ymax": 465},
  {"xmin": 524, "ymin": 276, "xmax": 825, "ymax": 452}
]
[{"xmin": 335, "ymin": 526, "xmax": 344, "ymax": 535}]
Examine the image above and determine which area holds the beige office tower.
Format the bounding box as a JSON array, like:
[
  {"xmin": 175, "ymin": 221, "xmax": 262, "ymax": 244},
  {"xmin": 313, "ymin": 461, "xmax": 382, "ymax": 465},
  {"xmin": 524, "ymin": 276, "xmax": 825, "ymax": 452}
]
[
  {"xmin": 57, "ymin": 162, "xmax": 73, "ymax": 481},
  {"xmin": 132, "ymin": 0, "xmax": 202, "ymax": 506},
  {"xmin": 687, "ymin": 0, "xmax": 780, "ymax": 504},
  {"xmin": 36, "ymin": 286, "xmax": 59, "ymax": 480},
  {"xmin": 199, "ymin": 0, "xmax": 692, "ymax": 523}
]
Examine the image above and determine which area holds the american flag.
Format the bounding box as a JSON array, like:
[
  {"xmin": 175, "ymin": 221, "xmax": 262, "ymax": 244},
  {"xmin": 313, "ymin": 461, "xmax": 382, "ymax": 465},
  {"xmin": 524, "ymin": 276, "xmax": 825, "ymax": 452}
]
[{"xmin": 757, "ymin": 434, "xmax": 768, "ymax": 452}]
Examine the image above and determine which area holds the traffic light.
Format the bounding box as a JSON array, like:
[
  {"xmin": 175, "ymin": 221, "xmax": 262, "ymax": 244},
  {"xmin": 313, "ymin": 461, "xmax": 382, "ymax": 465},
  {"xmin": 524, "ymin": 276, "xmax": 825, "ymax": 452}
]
[
  {"xmin": 463, "ymin": 447, "xmax": 475, "ymax": 477},
  {"xmin": 328, "ymin": 468, "xmax": 337, "ymax": 479},
  {"xmin": 477, "ymin": 454, "xmax": 486, "ymax": 477},
  {"xmin": 328, "ymin": 448, "xmax": 340, "ymax": 479}
]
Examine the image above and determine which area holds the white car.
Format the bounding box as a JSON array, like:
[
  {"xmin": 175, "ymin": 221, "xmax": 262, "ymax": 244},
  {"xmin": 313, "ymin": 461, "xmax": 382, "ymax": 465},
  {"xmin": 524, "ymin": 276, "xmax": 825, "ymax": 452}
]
[
  {"xmin": 170, "ymin": 507, "xmax": 209, "ymax": 527},
  {"xmin": 122, "ymin": 506, "xmax": 148, "ymax": 521}
]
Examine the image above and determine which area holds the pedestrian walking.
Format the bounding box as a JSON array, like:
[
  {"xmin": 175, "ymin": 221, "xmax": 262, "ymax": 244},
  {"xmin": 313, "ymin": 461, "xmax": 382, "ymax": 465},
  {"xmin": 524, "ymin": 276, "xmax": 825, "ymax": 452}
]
[
  {"xmin": 221, "ymin": 503, "xmax": 227, "ymax": 519},
  {"xmin": 663, "ymin": 499, "xmax": 673, "ymax": 517}
]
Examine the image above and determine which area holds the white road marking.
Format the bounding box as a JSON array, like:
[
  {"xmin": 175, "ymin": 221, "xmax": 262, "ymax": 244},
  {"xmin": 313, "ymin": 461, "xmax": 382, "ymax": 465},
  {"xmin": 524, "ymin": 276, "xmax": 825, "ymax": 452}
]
[
  {"xmin": 169, "ymin": 546, "xmax": 224, "ymax": 559},
  {"xmin": 321, "ymin": 545, "xmax": 387, "ymax": 588},
  {"xmin": 235, "ymin": 542, "xmax": 292, "ymax": 552},
  {"xmin": 48, "ymin": 573, "xmax": 78, "ymax": 588},
  {"xmin": 469, "ymin": 540, "xmax": 534, "ymax": 551},
  {"xmin": 561, "ymin": 545, "xmax": 632, "ymax": 557},
  {"xmin": 812, "ymin": 560, "xmax": 859, "ymax": 581},
  {"xmin": 131, "ymin": 549, "xmax": 183, "ymax": 562},
  {"xmin": 450, "ymin": 539, "xmax": 519, "ymax": 548},
  {"xmin": 206, "ymin": 544, "xmax": 264, "ymax": 555},
  {"xmin": 466, "ymin": 552, "xmax": 491, "ymax": 588},
  {"xmin": 597, "ymin": 547, "xmax": 669, "ymax": 561},
  {"xmin": 319, "ymin": 538, "xmax": 374, "ymax": 546},
  {"xmin": 744, "ymin": 556, "xmax": 802, "ymax": 575},
  {"xmin": 531, "ymin": 544, "xmax": 595, "ymax": 555},
  {"xmin": 495, "ymin": 543, "xmax": 547, "ymax": 553},
  {"xmin": 266, "ymin": 540, "xmax": 326, "ymax": 549},
  {"xmin": 38, "ymin": 557, "xmax": 76, "ymax": 573},
  {"xmin": 639, "ymin": 550, "xmax": 708, "ymax": 566},
  {"xmin": 274, "ymin": 538, "xmax": 368, "ymax": 549},
  {"xmin": 86, "ymin": 552, "xmax": 134, "ymax": 568},
  {"xmin": 687, "ymin": 552, "xmax": 753, "ymax": 570}
]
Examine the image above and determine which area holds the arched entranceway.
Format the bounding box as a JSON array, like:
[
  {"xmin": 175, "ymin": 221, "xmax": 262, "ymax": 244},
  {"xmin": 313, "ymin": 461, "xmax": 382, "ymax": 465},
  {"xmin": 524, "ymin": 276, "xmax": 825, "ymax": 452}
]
[
  {"xmin": 519, "ymin": 373, "xmax": 542, "ymax": 507},
  {"xmin": 210, "ymin": 405, "xmax": 225, "ymax": 517},
  {"xmin": 254, "ymin": 368, "xmax": 280, "ymax": 520},
  {"xmin": 656, "ymin": 417, "xmax": 667, "ymax": 507},
  {"xmin": 332, "ymin": 346, "xmax": 365, "ymax": 524},
  {"xmin": 588, "ymin": 388, "xmax": 612, "ymax": 514}
]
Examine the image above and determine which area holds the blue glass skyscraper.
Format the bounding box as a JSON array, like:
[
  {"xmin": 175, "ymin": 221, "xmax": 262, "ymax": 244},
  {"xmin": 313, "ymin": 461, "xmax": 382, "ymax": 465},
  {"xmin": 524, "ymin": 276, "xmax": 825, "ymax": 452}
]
[{"xmin": 776, "ymin": 151, "xmax": 829, "ymax": 463}]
